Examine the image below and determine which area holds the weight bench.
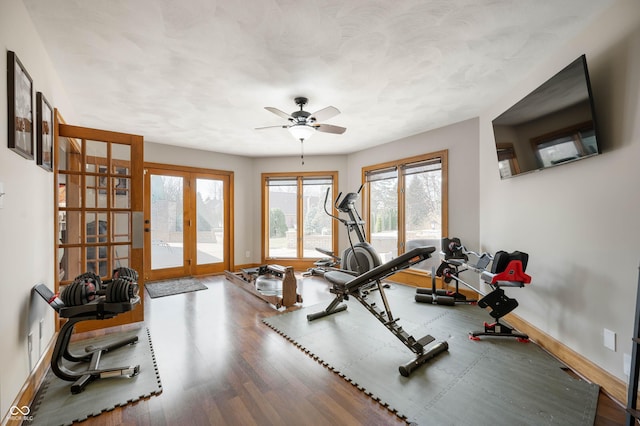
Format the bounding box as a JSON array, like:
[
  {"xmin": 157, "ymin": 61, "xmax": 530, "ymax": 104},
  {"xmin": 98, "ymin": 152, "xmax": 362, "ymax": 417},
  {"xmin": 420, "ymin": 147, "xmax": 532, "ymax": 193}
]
[
  {"xmin": 307, "ymin": 246, "xmax": 449, "ymax": 377},
  {"xmin": 34, "ymin": 283, "xmax": 141, "ymax": 394}
]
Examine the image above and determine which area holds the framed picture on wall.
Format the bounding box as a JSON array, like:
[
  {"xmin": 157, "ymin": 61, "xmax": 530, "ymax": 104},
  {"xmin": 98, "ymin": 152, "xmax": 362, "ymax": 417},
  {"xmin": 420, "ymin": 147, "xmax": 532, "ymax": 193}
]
[
  {"xmin": 36, "ymin": 92, "xmax": 54, "ymax": 171},
  {"xmin": 7, "ymin": 50, "xmax": 34, "ymax": 160}
]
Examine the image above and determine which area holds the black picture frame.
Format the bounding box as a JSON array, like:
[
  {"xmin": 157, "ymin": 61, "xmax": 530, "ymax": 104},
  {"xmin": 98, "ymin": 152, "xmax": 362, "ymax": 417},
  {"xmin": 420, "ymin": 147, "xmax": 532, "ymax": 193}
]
[
  {"xmin": 7, "ymin": 51, "xmax": 34, "ymax": 160},
  {"xmin": 36, "ymin": 92, "xmax": 54, "ymax": 171}
]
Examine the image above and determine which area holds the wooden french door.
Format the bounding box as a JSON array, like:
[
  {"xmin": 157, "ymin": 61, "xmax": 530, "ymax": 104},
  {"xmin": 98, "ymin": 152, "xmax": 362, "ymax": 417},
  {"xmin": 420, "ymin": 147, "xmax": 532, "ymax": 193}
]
[
  {"xmin": 56, "ymin": 119, "xmax": 144, "ymax": 330},
  {"xmin": 144, "ymin": 163, "xmax": 232, "ymax": 281}
]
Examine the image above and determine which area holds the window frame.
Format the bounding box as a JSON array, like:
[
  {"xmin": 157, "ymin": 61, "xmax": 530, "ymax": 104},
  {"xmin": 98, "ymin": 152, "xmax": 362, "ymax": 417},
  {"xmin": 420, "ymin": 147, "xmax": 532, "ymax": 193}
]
[
  {"xmin": 361, "ymin": 150, "xmax": 448, "ymax": 274},
  {"xmin": 261, "ymin": 171, "xmax": 338, "ymax": 270}
]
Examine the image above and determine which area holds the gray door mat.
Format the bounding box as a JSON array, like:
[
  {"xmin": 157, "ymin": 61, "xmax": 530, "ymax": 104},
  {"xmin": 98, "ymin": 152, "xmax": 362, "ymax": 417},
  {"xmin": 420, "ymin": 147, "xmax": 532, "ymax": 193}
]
[
  {"xmin": 263, "ymin": 284, "xmax": 599, "ymax": 425},
  {"xmin": 145, "ymin": 277, "xmax": 208, "ymax": 298},
  {"xmin": 29, "ymin": 328, "xmax": 162, "ymax": 425}
]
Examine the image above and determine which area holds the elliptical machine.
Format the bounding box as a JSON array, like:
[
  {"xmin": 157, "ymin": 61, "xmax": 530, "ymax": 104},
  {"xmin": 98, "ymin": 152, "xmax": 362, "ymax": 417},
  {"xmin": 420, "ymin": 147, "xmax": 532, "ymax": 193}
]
[{"xmin": 306, "ymin": 185, "xmax": 381, "ymax": 277}]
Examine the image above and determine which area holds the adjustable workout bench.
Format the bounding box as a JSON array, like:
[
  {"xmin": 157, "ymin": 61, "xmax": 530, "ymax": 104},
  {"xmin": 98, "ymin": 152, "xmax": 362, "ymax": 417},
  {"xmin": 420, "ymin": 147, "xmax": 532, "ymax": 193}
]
[
  {"xmin": 307, "ymin": 246, "xmax": 449, "ymax": 377},
  {"xmin": 34, "ymin": 282, "xmax": 141, "ymax": 394}
]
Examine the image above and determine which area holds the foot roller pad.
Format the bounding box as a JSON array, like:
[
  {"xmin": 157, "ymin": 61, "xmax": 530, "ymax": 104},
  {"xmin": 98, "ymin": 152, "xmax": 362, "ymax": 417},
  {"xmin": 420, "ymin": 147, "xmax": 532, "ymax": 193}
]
[
  {"xmin": 478, "ymin": 288, "xmax": 518, "ymax": 319},
  {"xmin": 417, "ymin": 334, "xmax": 435, "ymax": 347}
]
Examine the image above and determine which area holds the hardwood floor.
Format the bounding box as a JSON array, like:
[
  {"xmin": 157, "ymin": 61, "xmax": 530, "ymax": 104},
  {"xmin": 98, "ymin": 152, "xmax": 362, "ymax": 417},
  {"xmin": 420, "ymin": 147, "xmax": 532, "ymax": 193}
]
[{"xmin": 70, "ymin": 275, "xmax": 625, "ymax": 425}]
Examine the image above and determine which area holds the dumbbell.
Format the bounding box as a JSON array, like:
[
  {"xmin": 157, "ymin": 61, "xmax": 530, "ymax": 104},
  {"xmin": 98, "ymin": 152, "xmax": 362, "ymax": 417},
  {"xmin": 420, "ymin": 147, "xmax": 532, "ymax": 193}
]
[
  {"xmin": 59, "ymin": 272, "xmax": 101, "ymax": 306},
  {"xmin": 107, "ymin": 267, "xmax": 140, "ymax": 302},
  {"xmin": 60, "ymin": 269, "xmax": 139, "ymax": 306}
]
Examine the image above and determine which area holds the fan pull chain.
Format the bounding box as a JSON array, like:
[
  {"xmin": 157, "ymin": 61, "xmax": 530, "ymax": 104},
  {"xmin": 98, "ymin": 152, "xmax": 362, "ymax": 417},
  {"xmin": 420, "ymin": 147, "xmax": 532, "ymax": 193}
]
[{"xmin": 300, "ymin": 138, "xmax": 304, "ymax": 165}]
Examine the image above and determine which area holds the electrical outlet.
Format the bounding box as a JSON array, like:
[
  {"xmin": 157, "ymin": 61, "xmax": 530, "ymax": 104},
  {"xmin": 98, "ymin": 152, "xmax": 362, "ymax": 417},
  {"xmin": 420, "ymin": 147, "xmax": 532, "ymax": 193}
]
[
  {"xmin": 245, "ymin": 250, "xmax": 251, "ymax": 258},
  {"xmin": 39, "ymin": 319, "xmax": 44, "ymax": 355},
  {"xmin": 603, "ymin": 328, "xmax": 616, "ymax": 351}
]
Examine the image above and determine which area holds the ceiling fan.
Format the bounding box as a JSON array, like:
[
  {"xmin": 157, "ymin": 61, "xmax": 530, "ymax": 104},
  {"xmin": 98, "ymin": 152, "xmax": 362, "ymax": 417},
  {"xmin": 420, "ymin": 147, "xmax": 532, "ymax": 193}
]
[{"xmin": 256, "ymin": 96, "xmax": 346, "ymax": 142}]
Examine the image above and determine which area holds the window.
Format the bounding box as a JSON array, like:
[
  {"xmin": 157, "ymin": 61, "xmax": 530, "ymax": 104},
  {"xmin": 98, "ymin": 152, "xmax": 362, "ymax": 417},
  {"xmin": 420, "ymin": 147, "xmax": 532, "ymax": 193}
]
[
  {"xmin": 263, "ymin": 172, "xmax": 337, "ymax": 265},
  {"xmin": 363, "ymin": 151, "xmax": 447, "ymax": 272}
]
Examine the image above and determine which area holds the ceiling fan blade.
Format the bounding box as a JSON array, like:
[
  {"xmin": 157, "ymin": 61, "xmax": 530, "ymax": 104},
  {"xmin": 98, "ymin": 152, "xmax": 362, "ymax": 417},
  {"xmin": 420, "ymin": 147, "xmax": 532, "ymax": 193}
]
[
  {"xmin": 314, "ymin": 123, "xmax": 346, "ymax": 134},
  {"xmin": 310, "ymin": 106, "xmax": 340, "ymax": 122},
  {"xmin": 255, "ymin": 125, "xmax": 289, "ymax": 130},
  {"xmin": 264, "ymin": 107, "xmax": 292, "ymax": 120}
]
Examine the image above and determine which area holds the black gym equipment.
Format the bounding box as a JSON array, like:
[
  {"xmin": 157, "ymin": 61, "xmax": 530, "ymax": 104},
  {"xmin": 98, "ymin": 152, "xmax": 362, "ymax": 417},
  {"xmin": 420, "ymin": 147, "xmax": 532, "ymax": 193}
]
[
  {"xmin": 415, "ymin": 238, "xmax": 532, "ymax": 342},
  {"xmin": 307, "ymin": 246, "xmax": 449, "ymax": 377},
  {"xmin": 305, "ymin": 185, "xmax": 381, "ymax": 277},
  {"xmin": 415, "ymin": 237, "xmax": 483, "ymax": 306},
  {"xmin": 60, "ymin": 269, "xmax": 140, "ymax": 306},
  {"xmin": 470, "ymin": 249, "xmax": 531, "ymax": 341},
  {"xmin": 34, "ymin": 267, "xmax": 141, "ymax": 394}
]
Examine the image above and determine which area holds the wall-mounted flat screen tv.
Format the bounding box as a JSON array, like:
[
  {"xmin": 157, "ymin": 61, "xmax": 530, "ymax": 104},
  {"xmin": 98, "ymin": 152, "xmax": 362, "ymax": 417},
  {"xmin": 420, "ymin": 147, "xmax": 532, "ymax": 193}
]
[{"xmin": 491, "ymin": 55, "xmax": 600, "ymax": 179}]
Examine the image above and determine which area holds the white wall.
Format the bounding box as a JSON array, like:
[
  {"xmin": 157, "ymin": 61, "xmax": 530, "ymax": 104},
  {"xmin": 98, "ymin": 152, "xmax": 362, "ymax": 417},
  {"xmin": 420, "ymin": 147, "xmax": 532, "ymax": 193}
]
[
  {"xmin": 0, "ymin": 0, "xmax": 74, "ymax": 418},
  {"xmin": 479, "ymin": 0, "xmax": 640, "ymax": 382}
]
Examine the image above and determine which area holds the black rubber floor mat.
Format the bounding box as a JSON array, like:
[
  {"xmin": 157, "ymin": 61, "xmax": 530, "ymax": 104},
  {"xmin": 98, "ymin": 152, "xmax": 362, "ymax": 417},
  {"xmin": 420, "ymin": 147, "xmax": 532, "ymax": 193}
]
[
  {"xmin": 29, "ymin": 328, "xmax": 162, "ymax": 425},
  {"xmin": 263, "ymin": 284, "xmax": 599, "ymax": 425}
]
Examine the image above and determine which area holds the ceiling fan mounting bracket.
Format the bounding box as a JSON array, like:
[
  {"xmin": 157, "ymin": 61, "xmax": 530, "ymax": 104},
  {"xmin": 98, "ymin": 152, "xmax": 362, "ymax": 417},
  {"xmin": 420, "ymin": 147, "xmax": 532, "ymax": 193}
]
[{"xmin": 294, "ymin": 97, "xmax": 308, "ymax": 108}]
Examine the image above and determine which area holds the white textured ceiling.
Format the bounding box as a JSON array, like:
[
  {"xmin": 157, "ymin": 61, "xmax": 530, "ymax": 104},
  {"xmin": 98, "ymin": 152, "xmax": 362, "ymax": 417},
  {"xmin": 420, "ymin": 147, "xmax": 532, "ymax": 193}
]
[{"xmin": 22, "ymin": 0, "xmax": 612, "ymax": 158}]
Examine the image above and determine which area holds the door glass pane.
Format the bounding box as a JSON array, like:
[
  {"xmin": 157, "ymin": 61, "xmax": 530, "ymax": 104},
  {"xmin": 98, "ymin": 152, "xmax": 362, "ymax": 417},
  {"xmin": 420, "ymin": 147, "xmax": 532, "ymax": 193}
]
[
  {"xmin": 404, "ymin": 161, "xmax": 442, "ymax": 271},
  {"xmin": 112, "ymin": 144, "xmax": 130, "ymax": 165},
  {"xmin": 59, "ymin": 246, "xmax": 81, "ymax": 282},
  {"xmin": 196, "ymin": 178, "xmax": 224, "ymax": 265},
  {"xmin": 86, "ymin": 246, "xmax": 108, "ymax": 277},
  {"xmin": 61, "ymin": 210, "xmax": 81, "ymax": 244},
  {"xmin": 150, "ymin": 174, "xmax": 184, "ymax": 269},
  {"xmin": 113, "ymin": 176, "xmax": 130, "ymax": 208},
  {"xmin": 59, "ymin": 174, "xmax": 82, "ymax": 208},
  {"xmin": 85, "ymin": 175, "xmax": 97, "ymax": 208},
  {"xmin": 57, "ymin": 137, "xmax": 82, "ymax": 172},
  {"xmin": 369, "ymin": 176, "xmax": 398, "ymax": 262},
  {"xmin": 302, "ymin": 179, "xmax": 333, "ymax": 258},
  {"xmin": 113, "ymin": 245, "xmax": 130, "ymax": 269},
  {"xmin": 86, "ymin": 212, "xmax": 108, "ymax": 277},
  {"xmin": 85, "ymin": 140, "xmax": 107, "ymax": 173},
  {"xmin": 268, "ymin": 179, "xmax": 297, "ymax": 258},
  {"xmin": 112, "ymin": 146, "xmax": 131, "ymax": 208},
  {"xmin": 112, "ymin": 212, "xmax": 131, "ymax": 242}
]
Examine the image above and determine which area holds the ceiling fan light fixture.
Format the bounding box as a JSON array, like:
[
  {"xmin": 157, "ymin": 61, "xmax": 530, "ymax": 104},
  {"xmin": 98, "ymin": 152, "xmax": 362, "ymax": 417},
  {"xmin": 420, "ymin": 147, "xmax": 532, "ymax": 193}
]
[{"xmin": 288, "ymin": 124, "xmax": 315, "ymax": 141}]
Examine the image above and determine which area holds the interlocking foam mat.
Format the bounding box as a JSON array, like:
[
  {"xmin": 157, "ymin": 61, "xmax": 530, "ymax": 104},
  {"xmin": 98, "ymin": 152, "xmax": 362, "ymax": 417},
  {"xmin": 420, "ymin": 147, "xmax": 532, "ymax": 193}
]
[
  {"xmin": 29, "ymin": 328, "xmax": 162, "ymax": 426},
  {"xmin": 263, "ymin": 284, "xmax": 599, "ymax": 425}
]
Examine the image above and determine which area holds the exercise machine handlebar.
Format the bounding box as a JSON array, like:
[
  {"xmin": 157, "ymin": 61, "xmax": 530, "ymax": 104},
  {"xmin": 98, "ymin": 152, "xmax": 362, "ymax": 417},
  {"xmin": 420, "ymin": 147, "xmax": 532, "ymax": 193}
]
[{"xmin": 323, "ymin": 185, "xmax": 368, "ymax": 245}]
